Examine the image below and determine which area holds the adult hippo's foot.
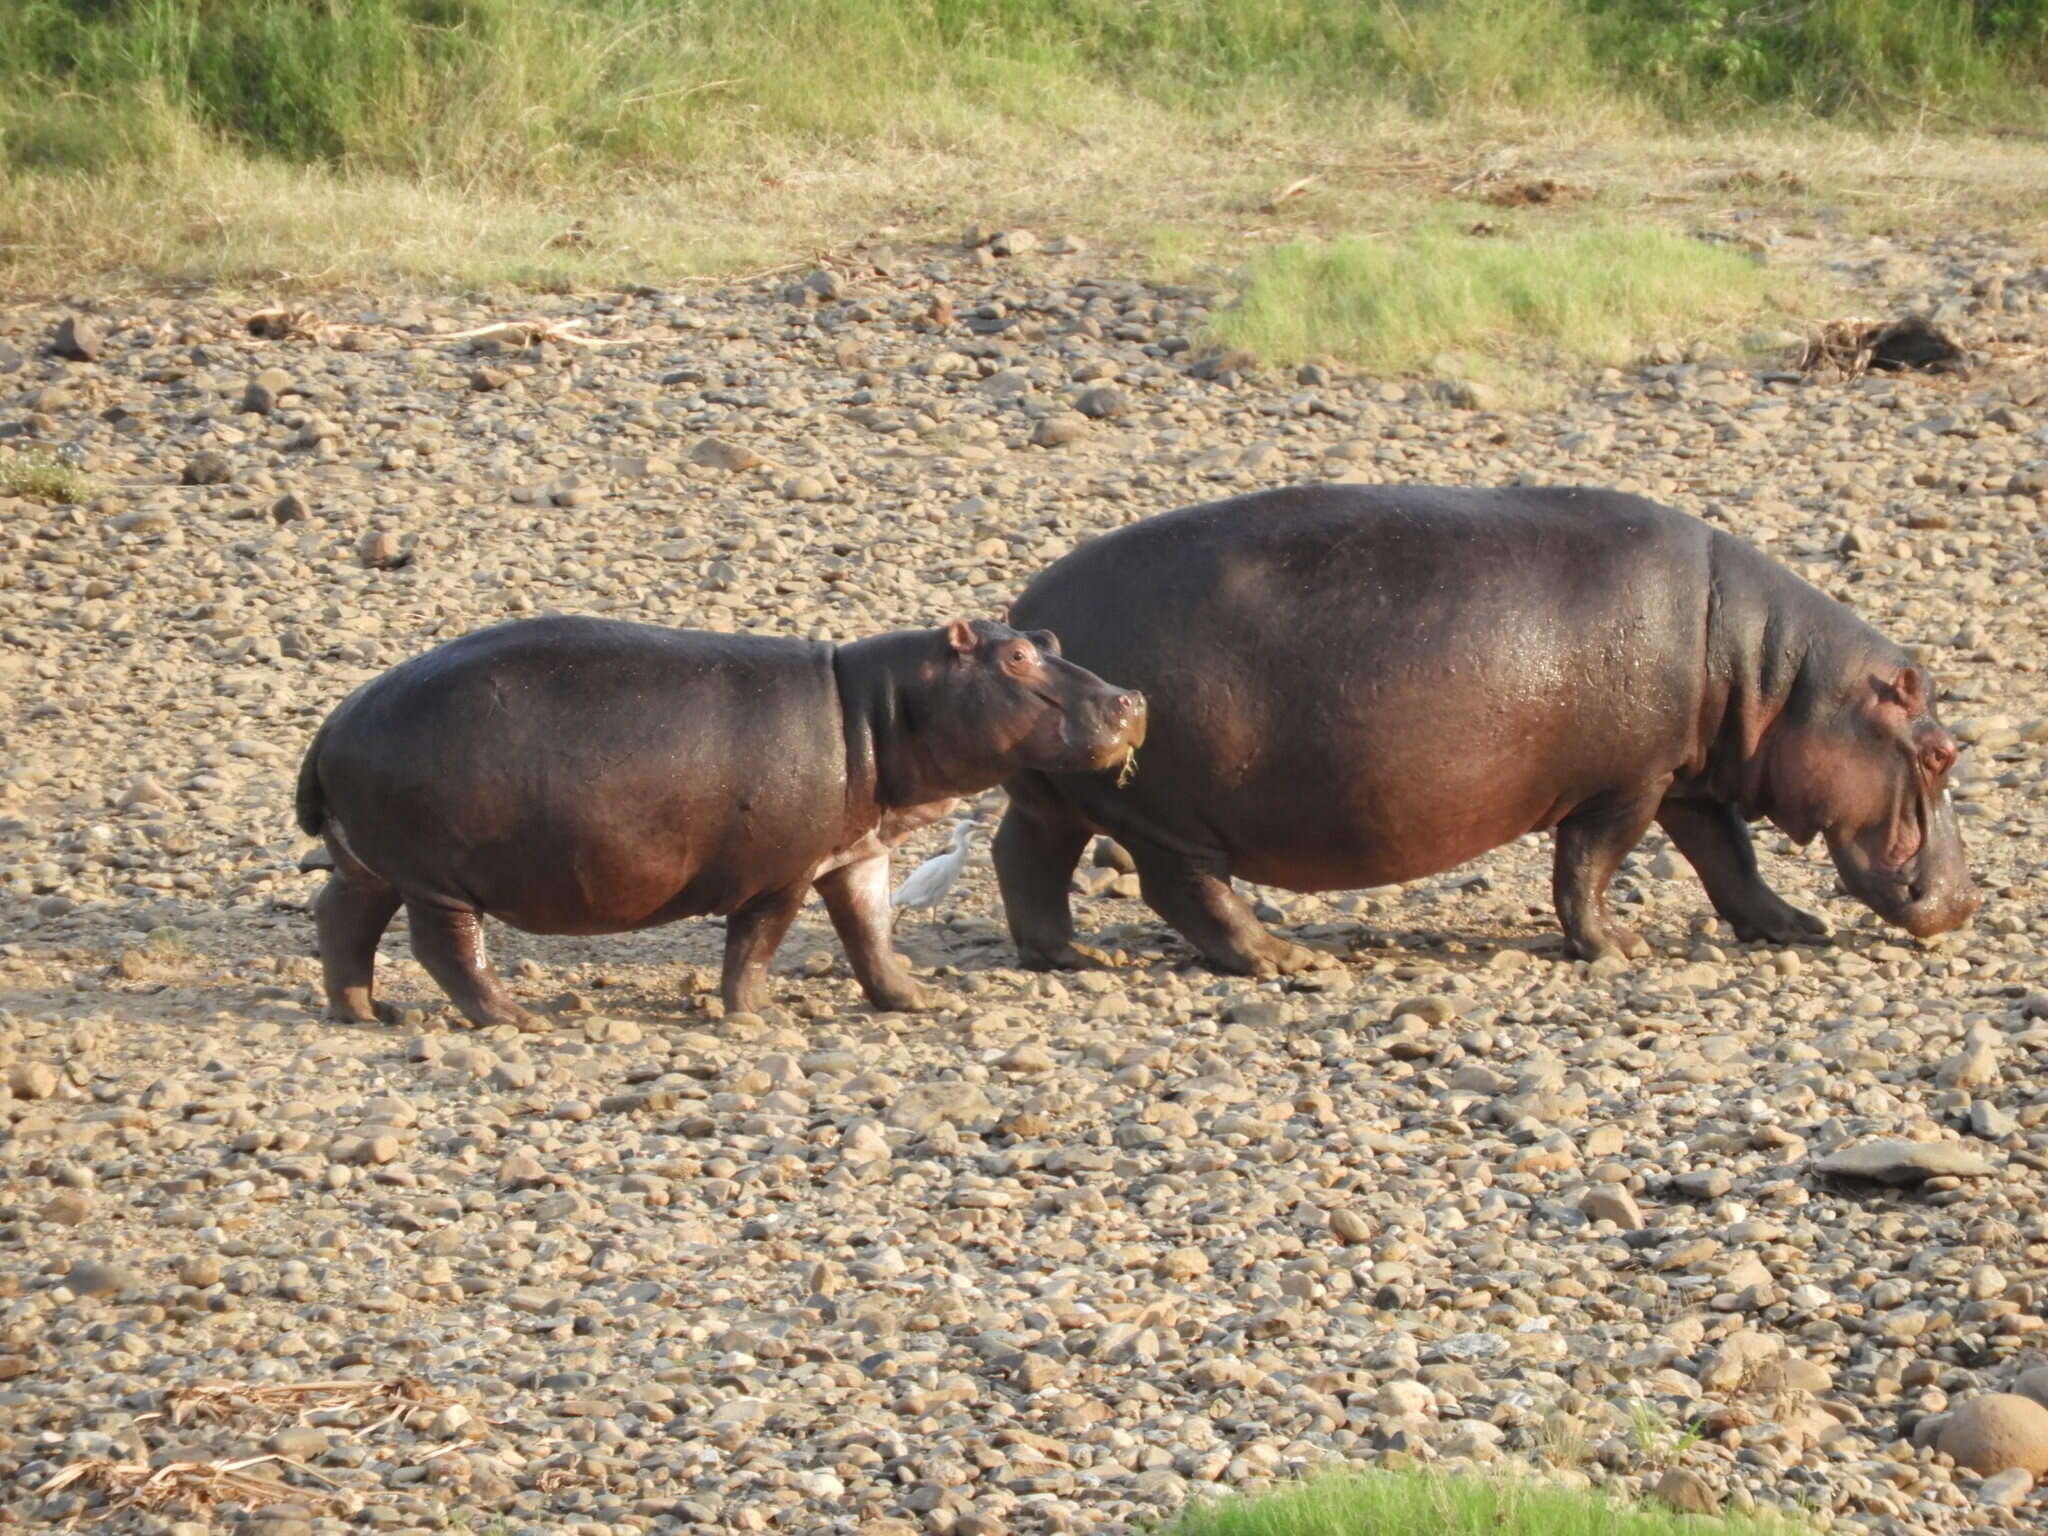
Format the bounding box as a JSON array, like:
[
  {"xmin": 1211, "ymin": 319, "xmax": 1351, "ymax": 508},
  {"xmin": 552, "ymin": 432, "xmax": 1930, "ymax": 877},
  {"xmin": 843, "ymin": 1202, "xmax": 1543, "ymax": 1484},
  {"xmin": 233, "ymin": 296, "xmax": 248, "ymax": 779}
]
[
  {"xmin": 313, "ymin": 867, "xmax": 403, "ymax": 1026},
  {"xmin": 1656, "ymin": 799, "xmax": 1831, "ymax": 947},
  {"xmin": 1564, "ymin": 922, "xmax": 1652, "ymax": 965},
  {"xmin": 1554, "ymin": 790, "xmax": 1664, "ymax": 966},
  {"xmin": 405, "ymin": 901, "xmax": 550, "ymax": 1033},
  {"xmin": 1726, "ymin": 897, "xmax": 1832, "ymax": 945},
  {"xmin": 325, "ymin": 997, "xmax": 403, "ymax": 1026},
  {"xmin": 1126, "ymin": 843, "xmax": 1339, "ymax": 978},
  {"xmin": 1016, "ymin": 939, "xmax": 1119, "ymax": 972}
]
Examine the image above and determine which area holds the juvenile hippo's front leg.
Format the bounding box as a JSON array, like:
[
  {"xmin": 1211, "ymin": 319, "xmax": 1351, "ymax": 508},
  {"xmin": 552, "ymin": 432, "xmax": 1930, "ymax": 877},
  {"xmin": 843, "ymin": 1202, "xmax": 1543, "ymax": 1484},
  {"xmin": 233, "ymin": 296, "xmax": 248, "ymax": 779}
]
[
  {"xmin": 721, "ymin": 884, "xmax": 809, "ymax": 1015},
  {"xmin": 1657, "ymin": 799, "xmax": 1830, "ymax": 944},
  {"xmin": 815, "ymin": 852, "xmax": 934, "ymax": 1012}
]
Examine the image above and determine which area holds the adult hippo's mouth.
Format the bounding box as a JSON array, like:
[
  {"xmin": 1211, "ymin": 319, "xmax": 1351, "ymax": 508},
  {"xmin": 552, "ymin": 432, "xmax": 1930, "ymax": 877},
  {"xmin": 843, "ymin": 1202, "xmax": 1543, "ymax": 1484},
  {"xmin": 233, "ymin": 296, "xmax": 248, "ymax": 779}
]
[{"xmin": 1825, "ymin": 785, "xmax": 1980, "ymax": 939}]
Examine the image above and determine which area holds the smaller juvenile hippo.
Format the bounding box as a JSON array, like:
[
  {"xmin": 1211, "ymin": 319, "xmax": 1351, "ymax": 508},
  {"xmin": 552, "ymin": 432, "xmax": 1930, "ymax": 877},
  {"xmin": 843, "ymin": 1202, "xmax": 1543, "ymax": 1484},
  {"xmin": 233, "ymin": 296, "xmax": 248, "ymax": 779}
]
[{"xmin": 295, "ymin": 615, "xmax": 1144, "ymax": 1028}]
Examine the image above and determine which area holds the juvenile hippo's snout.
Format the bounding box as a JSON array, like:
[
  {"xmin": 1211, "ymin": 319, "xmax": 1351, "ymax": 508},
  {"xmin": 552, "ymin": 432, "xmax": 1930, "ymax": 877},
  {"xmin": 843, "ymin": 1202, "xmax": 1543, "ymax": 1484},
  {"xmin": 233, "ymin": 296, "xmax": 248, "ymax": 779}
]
[{"xmin": 1071, "ymin": 686, "xmax": 1147, "ymax": 768}]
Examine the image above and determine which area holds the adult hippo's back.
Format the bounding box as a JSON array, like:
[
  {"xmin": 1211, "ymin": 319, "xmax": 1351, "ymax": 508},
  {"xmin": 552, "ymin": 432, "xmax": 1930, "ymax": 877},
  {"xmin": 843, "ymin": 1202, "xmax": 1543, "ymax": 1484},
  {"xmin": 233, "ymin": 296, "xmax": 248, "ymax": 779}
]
[{"xmin": 996, "ymin": 484, "xmax": 1978, "ymax": 974}]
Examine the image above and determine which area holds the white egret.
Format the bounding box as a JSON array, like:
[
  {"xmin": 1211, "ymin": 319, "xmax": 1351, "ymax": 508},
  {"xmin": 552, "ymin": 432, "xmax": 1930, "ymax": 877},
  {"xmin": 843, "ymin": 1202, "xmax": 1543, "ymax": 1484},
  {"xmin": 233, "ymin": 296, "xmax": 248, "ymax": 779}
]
[{"xmin": 892, "ymin": 820, "xmax": 981, "ymax": 927}]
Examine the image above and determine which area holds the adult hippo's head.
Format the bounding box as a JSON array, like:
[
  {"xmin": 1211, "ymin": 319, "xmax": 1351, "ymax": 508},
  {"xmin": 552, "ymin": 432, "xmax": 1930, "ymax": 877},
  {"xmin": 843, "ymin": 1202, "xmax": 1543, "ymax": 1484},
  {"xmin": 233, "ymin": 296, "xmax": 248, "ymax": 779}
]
[
  {"xmin": 937, "ymin": 618, "xmax": 1146, "ymax": 774},
  {"xmin": 1770, "ymin": 658, "xmax": 1979, "ymax": 938}
]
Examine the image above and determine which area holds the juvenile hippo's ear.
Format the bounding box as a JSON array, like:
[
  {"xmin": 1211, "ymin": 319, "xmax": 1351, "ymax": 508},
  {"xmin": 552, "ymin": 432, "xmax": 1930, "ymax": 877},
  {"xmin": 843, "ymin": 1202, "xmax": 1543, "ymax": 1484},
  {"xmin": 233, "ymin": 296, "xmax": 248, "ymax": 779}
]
[
  {"xmin": 1031, "ymin": 628, "xmax": 1062, "ymax": 656},
  {"xmin": 945, "ymin": 618, "xmax": 979, "ymax": 656}
]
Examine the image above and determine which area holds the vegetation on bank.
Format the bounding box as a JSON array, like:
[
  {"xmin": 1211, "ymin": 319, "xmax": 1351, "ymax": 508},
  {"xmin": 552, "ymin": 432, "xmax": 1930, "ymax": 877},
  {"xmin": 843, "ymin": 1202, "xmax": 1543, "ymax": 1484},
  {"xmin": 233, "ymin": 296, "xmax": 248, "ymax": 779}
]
[
  {"xmin": 0, "ymin": 0, "xmax": 2040, "ymax": 356},
  {"xmin": 4, "ymin": 0, "xmax": 2042, "ymax": 186}
]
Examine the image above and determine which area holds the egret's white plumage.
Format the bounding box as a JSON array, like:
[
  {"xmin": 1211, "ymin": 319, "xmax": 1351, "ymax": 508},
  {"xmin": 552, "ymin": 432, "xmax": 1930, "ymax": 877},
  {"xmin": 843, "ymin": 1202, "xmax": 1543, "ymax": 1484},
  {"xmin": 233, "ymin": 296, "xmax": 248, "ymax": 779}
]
[{"xmin": 892, "ymin": 819, "xmax": 979, "ymax": 923}]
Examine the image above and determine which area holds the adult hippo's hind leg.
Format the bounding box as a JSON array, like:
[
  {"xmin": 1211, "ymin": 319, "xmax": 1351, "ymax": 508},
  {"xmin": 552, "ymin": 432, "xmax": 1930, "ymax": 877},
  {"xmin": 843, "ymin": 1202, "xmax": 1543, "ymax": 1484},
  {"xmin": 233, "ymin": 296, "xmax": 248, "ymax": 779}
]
[
  {"xmin": 1128, "ymin": 839, "xmax": 1333, "ymax": 977},
  {"xmin": 404, "ymin": 899, "xmax": 547, "ymax": 1032},
  {"xmin": 815, "ymin": 853, "xmax": 933, "ymax": 1013},
  {"xmin": 1656, "ymin": 798, "xmax": 1830, "ymax": 944},
  {"xmin": 313, "ymin": 867, "xmax": 403, "ymax": 1023},
  {"xmin": 721, "ymin": 884, "xmax": 807, "ymax": 1016},
  {"xmin": 1553, "ymin": 787, "xmax": 1666, "ymax": 962},
  {"xmin": 993, "ymin": 797, "xmax": 1112, "ymax": 970}
]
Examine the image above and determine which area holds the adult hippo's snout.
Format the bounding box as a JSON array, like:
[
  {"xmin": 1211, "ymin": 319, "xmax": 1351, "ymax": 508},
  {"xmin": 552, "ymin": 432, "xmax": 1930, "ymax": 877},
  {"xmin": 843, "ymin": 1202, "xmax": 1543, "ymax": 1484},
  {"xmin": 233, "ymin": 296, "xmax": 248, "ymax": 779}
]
[{"xmin": 1827, "ymin": 783, "xmax": 1980, "ymax": 939}]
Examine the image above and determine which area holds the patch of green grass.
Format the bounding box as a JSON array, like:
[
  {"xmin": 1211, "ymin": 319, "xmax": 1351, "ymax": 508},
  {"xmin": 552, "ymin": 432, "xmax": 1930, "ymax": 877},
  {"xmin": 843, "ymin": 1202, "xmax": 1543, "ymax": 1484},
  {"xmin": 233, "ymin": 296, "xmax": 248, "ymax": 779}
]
[
  {"xmin": 1206, "ymin": 207, "xmax": 1816, "ymax": 384},
  {"xmin": 1164, "ymin": 1469, "xmax": 1804, "ymax": 1536},
  {"xmin": 0, "ymin": 447, "xmax": 92, "ymax": 505},
  {"xmin": 1626, "ymin": 1401, "xmax": 1707, "ymax": 1466}
]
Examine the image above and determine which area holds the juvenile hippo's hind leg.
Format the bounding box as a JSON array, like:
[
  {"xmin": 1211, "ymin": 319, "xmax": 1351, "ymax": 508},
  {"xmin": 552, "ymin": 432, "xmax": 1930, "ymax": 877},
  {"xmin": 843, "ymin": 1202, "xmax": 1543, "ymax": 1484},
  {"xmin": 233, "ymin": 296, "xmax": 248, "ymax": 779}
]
[
  {"xmin": 1129, "ymin": 841, "xmax": 1332, "ymax": 977},
  {"xmin": 314, "ymin": 869, "xmax": 402, "ymax": 1023},
  {"xmin": 993, "ymin": 799, "xmax": 1111, "ymax": 970},
  {"xmin": 1553, "ymin": 788, "xmax": 1665, "ymax": 962},
  {"xmin": 404, "ymin": 900, "xmax": 547, "ymax": 1033},
  {"xmin": 815, "ymin": 853, "xmax": 933, "ymax": 1013},
  {"xmin": 720, "ymin": 884, "xmax": 807, "ymax": 1016},
  {"xmin": 1656, "ymin": 798, "xmax": 1830, "ymax": 945}
]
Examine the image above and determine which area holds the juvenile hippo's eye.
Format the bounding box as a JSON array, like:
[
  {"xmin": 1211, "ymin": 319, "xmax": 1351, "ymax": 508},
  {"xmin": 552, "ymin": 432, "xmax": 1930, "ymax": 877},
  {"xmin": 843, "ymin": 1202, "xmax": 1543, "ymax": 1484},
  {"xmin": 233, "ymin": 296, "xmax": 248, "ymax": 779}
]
[
  {"xmin": 1920, "ymin": 738, "xmax": 1957, "ymax": 780},
  {"xmin": 1007, "ymin": 645, "xmax": 1032, "ymax": 667}
]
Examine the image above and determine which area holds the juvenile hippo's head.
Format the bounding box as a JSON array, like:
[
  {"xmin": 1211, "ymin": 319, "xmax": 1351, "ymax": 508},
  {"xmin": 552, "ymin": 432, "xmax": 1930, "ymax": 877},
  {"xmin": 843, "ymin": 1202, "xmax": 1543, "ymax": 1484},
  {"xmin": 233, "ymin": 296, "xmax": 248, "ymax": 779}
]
[
  {"xmin": 1772, "ymin": 659, "xmax": 1979, "ymax": 938},
  {"xmin": 930, "ymin": 617, "xmax": 1146, "ymax": 776}
]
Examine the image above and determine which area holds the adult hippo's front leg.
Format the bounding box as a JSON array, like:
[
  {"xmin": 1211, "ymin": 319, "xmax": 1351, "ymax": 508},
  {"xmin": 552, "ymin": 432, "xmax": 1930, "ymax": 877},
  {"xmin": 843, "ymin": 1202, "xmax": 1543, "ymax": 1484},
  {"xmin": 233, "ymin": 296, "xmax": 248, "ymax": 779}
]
[{"xmin": 1656, "ymin": 798, "xmax": 1830, "ymax": 945}]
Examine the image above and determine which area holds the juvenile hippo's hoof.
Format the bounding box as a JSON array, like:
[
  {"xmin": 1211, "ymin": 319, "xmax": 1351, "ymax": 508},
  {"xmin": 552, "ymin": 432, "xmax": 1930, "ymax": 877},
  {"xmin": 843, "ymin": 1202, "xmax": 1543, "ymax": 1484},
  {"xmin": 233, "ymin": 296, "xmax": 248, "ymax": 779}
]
[{"xmin": 1256, "ymin": 941, "xmax": 1338, "ymax": 976}]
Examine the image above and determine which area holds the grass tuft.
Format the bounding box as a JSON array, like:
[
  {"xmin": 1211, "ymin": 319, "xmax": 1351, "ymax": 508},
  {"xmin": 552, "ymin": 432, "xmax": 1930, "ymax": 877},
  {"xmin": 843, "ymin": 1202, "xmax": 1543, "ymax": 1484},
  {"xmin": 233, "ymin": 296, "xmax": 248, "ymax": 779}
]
[
  {"xmin": 1165, "ymin": 1469, "xmax": 1807, "ymax": 1536},
  {"xmin": 1206, "ymin": 209, "xmax": 1817, "ymax": 384},
  {"xmin": 1, "ymin": 447, "xmax": 93, "ymax": 505}
]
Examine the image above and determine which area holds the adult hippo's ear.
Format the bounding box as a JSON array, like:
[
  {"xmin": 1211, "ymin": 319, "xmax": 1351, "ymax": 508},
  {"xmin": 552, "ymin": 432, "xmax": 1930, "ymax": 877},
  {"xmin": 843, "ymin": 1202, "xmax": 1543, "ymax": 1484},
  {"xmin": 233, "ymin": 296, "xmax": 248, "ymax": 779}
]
[
  {"xmin": 1869, "ymin": 665, "xmax": 1926, "ymax": 723},
  {"xmin": 946, "ymin": 618, "xmax": 979, "ymax": 656}
]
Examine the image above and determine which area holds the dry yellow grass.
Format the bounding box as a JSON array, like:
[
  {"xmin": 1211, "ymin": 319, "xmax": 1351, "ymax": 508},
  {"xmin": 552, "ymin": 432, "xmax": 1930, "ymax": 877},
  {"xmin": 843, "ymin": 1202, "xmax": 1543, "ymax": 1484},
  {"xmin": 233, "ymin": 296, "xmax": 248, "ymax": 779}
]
[{"xmin": 4, "ymin": 93, "xmax": 2046, "ymax": 300}]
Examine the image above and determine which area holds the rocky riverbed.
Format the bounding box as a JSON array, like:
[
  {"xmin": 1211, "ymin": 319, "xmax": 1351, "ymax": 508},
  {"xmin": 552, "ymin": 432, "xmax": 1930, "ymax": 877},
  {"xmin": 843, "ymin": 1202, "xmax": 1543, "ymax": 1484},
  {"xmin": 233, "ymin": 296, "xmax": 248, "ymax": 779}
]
[{"xmin": 3, "ymin": 218, "xmax": 2048, "ymax": 1536}]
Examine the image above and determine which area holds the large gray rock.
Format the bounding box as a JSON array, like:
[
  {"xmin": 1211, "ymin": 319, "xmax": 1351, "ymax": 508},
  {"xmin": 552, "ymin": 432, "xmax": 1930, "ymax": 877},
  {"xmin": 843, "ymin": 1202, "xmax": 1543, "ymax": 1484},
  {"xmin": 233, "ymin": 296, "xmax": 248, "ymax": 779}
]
[
  {"xmin": 1813, "ymin": 1139, "xmax": 1992, "ymax": 1185},
  {"xmin": 886, "ymin": 1081, "xmax": 997, "ymax": 1136}
]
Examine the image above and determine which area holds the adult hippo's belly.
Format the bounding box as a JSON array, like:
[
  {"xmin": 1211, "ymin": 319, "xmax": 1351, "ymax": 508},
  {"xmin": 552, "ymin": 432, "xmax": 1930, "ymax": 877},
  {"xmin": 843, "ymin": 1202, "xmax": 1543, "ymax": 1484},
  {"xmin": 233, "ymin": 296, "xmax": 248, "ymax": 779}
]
[{"xmin": 995, "ymin": 484, "xmax": 1979, "ymax": 975}]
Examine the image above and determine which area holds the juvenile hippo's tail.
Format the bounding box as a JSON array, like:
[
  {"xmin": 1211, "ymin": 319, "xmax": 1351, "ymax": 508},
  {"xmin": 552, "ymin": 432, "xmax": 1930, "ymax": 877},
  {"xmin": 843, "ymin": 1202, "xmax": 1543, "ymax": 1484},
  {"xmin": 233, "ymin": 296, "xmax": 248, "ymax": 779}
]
[{"xmin": 294, "ymin": 723, "xmax": 328, "ymax": 838}]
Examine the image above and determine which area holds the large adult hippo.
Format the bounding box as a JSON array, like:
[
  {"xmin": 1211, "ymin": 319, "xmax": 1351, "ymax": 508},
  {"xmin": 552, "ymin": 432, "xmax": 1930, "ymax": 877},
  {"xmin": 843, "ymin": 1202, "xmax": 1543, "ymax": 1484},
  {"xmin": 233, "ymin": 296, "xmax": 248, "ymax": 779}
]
[
  {"xmin": 296, "ymin": 615, "xmax": 1144, "ymax": 1028},
  {"xmin": 995, "ymin": 484, "xmax": 1978, "ymax": 975}
]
